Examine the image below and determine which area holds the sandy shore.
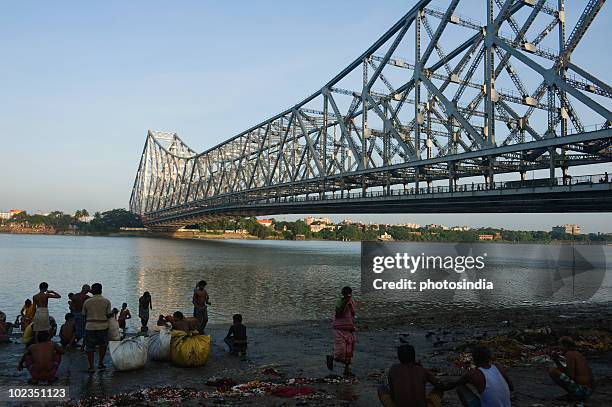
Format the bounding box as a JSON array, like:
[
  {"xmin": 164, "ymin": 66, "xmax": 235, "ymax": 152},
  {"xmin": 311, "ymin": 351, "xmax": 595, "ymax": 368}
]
[{"xmin": 1, "ymin": 302, "xmax": 611, "ymax": 406}]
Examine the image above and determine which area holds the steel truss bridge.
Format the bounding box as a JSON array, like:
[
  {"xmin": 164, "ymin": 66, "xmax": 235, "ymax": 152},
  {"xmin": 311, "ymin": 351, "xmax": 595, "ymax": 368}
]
[{"xmin": 130, "ymin": 0, "xmax": 612, "ymax": 228}]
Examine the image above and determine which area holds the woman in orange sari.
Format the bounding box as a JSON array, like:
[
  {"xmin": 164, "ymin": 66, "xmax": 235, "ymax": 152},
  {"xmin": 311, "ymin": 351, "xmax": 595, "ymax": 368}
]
[{"xmin": 326, "ymin": 286, "xmax": 356, "ymax": 377}]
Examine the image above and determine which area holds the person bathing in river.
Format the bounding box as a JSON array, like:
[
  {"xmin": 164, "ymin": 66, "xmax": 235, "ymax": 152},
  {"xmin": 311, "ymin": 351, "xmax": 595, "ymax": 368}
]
[
  {"xmin": 138, "ymin": 291, "xmax": 152, "ymax": 332},
  {"xmin": 446, "ymin": 345, "xmax": 513, "ymax": 407},
  {"xmin": 118, "ymin": 302, "xmax": 131, "ymax": 331},
  {"xmin": 20, "ymin": 299, "xmax": 36, "ymax": 329},
  {"xmin": 70, "ymin": 284, "xmax": 91, "ymax": 346},
  {"xmin": 32, "ymin": 282, "xmax": 61, "ymax": 336},
  {"xmin": 378, "ymin": 344, "xmax": 445, "ymax": 407},
  {"xmin": 326, "ymin": 286, "xmax": 356, "ymax": 377},
  {"xmin": 18, "ymin": 331, "xmax": 64, "ymax": 384},
  {"xmin": 193, "ymin": 280, "xmax": 211, "ymax": 334},
  {"xmin": 548, "ymin": 336, "xmax": 595, "ymax": 402}
]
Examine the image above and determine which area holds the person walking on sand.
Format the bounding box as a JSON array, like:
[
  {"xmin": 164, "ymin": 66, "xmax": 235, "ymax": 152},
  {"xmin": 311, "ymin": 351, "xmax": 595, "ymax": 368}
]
[
  {"xmin": 446, "ymin": 346, "xmax": 513, "ymax": 407},
  {"xmin": 32, "ymin": 282, "xmax": 61, "ymax": 334},
  {"xmin": 70, "ymin": 285, "xmax": 91, "ymax": 346},
  {"xmin": 138, "ymin": 291, "xmax": 152, "ymax": 332},
  {"xmin": 378, "ymin": 344, "xmax": 445, "ymax": 407},
  {"xmin": 192, "ymin": 280, "xmax": 211, "ymax": 334},
  {"xmin": 82, "ymin": 283, "xmax": 112, "ymax": 373},
  {"xmin": 326, "ymin": 286, "xmax": 356, "ymax": 377},
  {"xmin": 548, "ymin": 336, "xmax": 595, "ymax": 402}
]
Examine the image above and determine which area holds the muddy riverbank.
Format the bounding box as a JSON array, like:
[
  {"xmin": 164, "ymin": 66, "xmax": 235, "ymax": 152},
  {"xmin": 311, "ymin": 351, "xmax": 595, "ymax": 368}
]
[{"xmin": 1, "ymin": 302, "xmax": 611, "ymax": 406}]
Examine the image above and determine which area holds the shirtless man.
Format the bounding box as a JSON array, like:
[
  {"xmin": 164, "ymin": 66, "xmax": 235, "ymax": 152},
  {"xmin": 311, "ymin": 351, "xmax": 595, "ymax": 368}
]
[
  {"xmin": 378, "ymin": 344, "xmax": 445, "ymax": 407},
  {"xmin": 548, "ymin": 336, "xmax": 595, "ymax": 401},
  {"xmin": 70, "ymin": 285, "xmax": 91, "ymax": 345},
  {"xmin": 192, "ymin": 280, "xmax": 211, "ymax": 334},
  {"xmin": 32, "ymin": 282, "xmax": 61, "ymax": 334},
  {"xmin": 18, "ymin": 331, "xmax": 64, "ymax": 384},
  {"xmin": 171, "ymin": 311, "xmax": 197, "ymax": 332}
]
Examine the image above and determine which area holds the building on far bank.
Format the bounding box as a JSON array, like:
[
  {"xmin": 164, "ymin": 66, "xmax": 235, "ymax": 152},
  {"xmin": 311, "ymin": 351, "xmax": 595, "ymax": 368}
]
[
  {"xmin": 0, "ymin": 209, "xmax": 25, "ymax": 220},
  {"xmin": 451, "ymin": 225, "xmax": 471, "ymax": 231},
  {"xmin": 426, "ymin": 224, "xmax": 449, "ymax": 230},
  {"xmin": 78, "ymin": 216, "xmax": 95, "ymax": 223},
  {"xmin": 310, "ymin": 223, "xmax": 336, "ymax": 233},
  {"xmin": 478, "ymin": 232, "xmax": 502, "ymax": 241},
  {"xmin": 552, "ymin": 224, "xmax": 581, "ymax": 235},
  {"xmin": 398, "ymin": 223, "xmax": 421, "ymax": 229},
  {"xmin": 304, "ymin": 216, "xmax": 332, "ymax": 226},
  {"xmin": 256, "ymin": 219, "xmax": 274, "ymax": 228}
]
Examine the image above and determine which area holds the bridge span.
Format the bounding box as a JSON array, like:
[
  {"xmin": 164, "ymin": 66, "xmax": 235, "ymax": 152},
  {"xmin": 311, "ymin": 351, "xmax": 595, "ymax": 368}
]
[{"xmin": 130, "ymin": 0, "xmax": 612, "ymax": 228}]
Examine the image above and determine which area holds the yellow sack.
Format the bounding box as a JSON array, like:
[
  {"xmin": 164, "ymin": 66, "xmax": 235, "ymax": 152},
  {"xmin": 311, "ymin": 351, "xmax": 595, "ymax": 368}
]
[
  {"xmin": 170, "ymin": 330, "xmax": 210, "ymax": 367},
  {"xmin": 22, "ymin": 324, "xmax": 33, "ymax": 344}
]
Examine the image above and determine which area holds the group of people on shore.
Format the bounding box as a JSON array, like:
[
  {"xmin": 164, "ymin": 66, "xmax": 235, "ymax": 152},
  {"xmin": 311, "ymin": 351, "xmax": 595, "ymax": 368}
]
[
  {"xmin": 325, "ymin": 286, "xmax": 595, "ymax": 407},
  {"xmin": 1, "ymin": 282, "xmax": 597, "ymax": 406},
  {"xmin": 5, "ymin": 279, "xmax": 247, "ymax": 383}
]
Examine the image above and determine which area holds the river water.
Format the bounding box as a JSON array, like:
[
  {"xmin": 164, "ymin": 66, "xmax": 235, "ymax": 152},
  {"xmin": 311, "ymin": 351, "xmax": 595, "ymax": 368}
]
[{"xmin": 0, "ymin": 234, "xmax": 610, "ymax": 330}]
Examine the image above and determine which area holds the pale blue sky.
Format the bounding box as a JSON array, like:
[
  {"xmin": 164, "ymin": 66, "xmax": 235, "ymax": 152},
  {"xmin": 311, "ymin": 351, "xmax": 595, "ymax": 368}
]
[{"xmin": 0, "ymin": 1, "xmax": 610, "ymax": 232}]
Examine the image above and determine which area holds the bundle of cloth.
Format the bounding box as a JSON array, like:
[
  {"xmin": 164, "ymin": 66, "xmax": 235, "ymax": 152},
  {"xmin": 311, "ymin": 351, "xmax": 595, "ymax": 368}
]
[
  {"xmin": 109, "ymin": 336, "xmax": 149, "ymax": 371},
  {"xmin": 170, "ymin": 330, "xmax": 210, "ymax": 367}
]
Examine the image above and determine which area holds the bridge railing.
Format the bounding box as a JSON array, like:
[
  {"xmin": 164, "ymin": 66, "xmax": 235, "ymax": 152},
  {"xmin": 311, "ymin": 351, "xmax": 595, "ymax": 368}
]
[
  {"xmin": 257, "ymin": 173, "xmax": 609, "ymax": 205},
  {"xmin": 142, "ymin": 173, "xmax": 610, "ymax": 222}
]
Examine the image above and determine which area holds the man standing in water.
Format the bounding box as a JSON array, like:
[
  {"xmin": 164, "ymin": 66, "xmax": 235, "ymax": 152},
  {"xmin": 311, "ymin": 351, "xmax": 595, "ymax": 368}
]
[
  {"xmin": 82, "ymin": 283, "xmax": 112, "ymax": 373},
  {"xmin": 193, "ymin": 280, "xmax": 211, "ymax": 334},
  {"xmin": 32, "ymin": 282, "xmax": 61, "ymax": 335},
  {"xmin": 70, "ymin": 284, "xmax": 91, "ymax": 346},
  {"xmin": 326, "ymin": 286, "xmax": 356, "ymax": 377},
  {"xmin": 138, "ymin": 291, "xmax": 152, "ymax": 332}
]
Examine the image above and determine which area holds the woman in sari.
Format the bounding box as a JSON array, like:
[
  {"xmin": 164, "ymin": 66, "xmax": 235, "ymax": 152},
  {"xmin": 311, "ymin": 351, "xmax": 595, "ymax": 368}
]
[{"xmin": 326, "ymin": 286, "xmax": 356, "ymax": 377}]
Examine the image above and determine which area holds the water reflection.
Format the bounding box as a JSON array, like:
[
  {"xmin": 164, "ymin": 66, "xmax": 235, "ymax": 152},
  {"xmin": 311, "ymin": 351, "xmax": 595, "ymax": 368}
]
[{"xmin": 0, "ymin": 235, "xmax": 610, "ymax": 332}]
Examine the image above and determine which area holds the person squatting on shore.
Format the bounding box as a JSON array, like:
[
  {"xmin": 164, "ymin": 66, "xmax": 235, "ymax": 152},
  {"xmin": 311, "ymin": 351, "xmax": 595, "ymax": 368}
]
[
  {"xmin": 378, "ymin": 344, "xmax": 444, "ymax": 407},
  {"xmin": 59, "ymin": 313, "xmax": 77, "ymax": 349},
  {"xmin": 138, "ymin": 291, "xmax": 152, "ymax": 332},
  {"xmin": 224, "ymin": 313, "xmax": 247, "ymax": 357},
  {"xmin": 82, "ymin": 283, "xmax": 112, "ymax": 373},
  {"xmin": 447, "ymin": 346, "xmax": 513, "ymax": 407},
  {"xmin": 18, "ymin": 331, "xmax": 64, "ymax": 384},
  {"xmin": 548, "ymin": 336, "xmax": 595, "ymax": 402},
  {"xmin": 32, "ymin": 282, "xmax": 61, "ymax": 336},
  {"xmin": 326, "ymin": 286, "xmax": 356, "ymax": 377},
  {"xmin": 192, "ymin": 280, "xmax": 211, "ymax": 334}
]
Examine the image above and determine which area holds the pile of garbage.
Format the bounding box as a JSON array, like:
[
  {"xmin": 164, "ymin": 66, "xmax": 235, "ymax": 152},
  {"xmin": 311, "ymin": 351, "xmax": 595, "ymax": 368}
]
[
  {"xmin": 452, "ymin": 328, "xmax": 612, "ymax": 368},
  {"xmin": 65, "ymin": 375, "xmax": 354, "ymax": 406},
  {"xmin": 65, "ymin": 387, "xmax": 206, "ymax": 407}
]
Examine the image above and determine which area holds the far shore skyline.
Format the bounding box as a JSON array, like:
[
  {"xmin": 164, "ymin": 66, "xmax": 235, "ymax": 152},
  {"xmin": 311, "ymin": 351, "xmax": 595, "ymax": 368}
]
[{"xmin": 2, "ymin": 205, "xmax": 611, "ymax": 234}]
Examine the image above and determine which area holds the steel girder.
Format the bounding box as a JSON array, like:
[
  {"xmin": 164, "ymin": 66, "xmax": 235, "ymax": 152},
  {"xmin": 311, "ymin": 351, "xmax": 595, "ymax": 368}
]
[{"xmin": 130, "ymin": 0, "xmax": 611, "ymax": 225}]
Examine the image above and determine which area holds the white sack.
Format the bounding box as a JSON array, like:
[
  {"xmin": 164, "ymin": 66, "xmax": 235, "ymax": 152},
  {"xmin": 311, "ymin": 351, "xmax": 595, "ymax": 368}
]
[
  {"xmin": 148, "ymin": 327, "xmax": 172, "ymax": 361},
  {"xmin": 109, "ymin": 336, "xmax": 148, "ymax": 371}
]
